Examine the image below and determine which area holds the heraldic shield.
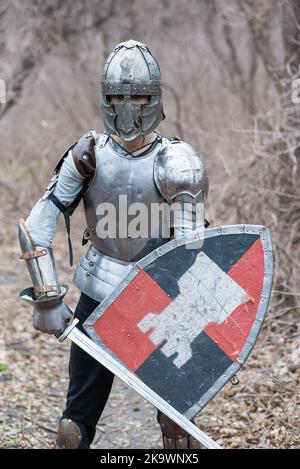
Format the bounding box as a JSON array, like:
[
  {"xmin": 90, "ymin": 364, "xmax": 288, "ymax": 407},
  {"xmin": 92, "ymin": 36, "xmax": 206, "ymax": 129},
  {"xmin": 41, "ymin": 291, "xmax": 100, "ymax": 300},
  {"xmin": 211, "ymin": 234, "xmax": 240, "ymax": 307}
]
[
  {"xmin": 83, "ymin": 225, "xmax": 273, "ymax": 414},
  {"xmin": 65, "ymin": 224, "xmax": 273, "ymax": 448}
]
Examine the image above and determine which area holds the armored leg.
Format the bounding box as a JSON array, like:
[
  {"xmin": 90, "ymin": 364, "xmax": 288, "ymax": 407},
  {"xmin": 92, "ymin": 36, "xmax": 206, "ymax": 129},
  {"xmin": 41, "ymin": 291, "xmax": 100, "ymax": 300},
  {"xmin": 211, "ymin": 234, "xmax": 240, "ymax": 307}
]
[{"xmin": 157, "ymin": 412, "xmax": 202, "ymax": 449}]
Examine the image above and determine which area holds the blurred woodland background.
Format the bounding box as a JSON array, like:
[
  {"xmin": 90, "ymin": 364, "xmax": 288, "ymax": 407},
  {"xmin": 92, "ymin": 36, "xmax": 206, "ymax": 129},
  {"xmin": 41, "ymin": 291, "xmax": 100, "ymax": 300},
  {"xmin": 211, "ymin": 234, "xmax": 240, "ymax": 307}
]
[{"xmin": 0, "ymin": 0, "xmax": 299, "ymax": 449}]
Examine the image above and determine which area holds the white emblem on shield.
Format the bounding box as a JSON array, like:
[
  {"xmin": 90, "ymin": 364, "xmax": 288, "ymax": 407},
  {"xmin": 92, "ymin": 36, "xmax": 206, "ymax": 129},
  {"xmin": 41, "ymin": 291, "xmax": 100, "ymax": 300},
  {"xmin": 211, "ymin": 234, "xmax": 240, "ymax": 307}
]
[{"xmin": 138, "ymin": 252, "xmax": 250, "ymax": 368}]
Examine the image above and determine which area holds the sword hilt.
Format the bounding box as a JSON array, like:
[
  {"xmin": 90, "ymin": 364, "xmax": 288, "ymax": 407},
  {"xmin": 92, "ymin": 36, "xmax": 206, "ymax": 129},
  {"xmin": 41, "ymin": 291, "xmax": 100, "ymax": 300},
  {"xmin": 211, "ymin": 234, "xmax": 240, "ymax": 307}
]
[{"xmin": 57, "ymin": 318, "xmax": 80, "ymax": 342}]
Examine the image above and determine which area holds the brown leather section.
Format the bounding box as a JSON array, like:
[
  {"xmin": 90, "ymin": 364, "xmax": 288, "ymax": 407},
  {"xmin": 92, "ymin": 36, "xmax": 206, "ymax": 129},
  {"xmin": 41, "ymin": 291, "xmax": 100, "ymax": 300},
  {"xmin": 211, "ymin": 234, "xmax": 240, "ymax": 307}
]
[
  {"xmin": 19, "ymin": 249, "xmax": 47, "ymax": 260},
  {"xmin": 159, "ymin": 413, "xmax": 189, "ymax": 439},
  {"xmin": 72, "ymin": 133, "xmax": 96, "ymax": 179},
  {"xmin": 158, "ymin": 413, "xmax": 202, "ymax": 449},
  {"xmin": 34, "ymin": 285, "xmax": 59, "ymax": 294}
]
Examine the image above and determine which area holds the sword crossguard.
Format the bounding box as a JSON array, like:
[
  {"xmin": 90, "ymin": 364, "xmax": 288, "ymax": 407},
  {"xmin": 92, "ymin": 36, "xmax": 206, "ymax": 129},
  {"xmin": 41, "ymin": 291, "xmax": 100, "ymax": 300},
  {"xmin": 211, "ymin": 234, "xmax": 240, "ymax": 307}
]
[{"xmin": 57, "ymin": 318, "xmax": 80, "ymax": 343}]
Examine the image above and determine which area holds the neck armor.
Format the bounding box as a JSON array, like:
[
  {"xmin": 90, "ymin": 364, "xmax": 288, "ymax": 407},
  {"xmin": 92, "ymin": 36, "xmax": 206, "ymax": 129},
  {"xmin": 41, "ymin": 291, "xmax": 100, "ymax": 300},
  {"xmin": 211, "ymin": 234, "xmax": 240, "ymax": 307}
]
[{"xmin": 101, "ymin": 39, "xmax": 165, "ymax": 141}]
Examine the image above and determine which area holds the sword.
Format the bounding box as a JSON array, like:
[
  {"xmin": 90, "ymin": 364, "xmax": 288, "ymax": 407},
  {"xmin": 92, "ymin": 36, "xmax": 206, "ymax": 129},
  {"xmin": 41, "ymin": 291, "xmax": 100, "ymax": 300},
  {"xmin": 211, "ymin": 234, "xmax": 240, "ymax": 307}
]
[{"xmin": 58, "ymin": 319, "xmax": 222, "ymax": 450}]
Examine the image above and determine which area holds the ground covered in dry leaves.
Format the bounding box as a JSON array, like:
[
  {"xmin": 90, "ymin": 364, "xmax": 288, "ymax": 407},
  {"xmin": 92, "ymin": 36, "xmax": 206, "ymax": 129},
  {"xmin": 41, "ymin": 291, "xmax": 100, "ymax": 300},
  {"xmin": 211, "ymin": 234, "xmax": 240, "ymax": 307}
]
[{"xmin": 0, "ymin": 220, "xmax": 299, "ymax": 450}]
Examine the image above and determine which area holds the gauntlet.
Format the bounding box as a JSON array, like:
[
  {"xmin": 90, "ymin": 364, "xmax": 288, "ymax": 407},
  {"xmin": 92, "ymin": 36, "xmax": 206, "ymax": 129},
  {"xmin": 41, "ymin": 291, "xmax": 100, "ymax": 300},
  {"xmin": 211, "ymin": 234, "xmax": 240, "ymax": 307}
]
[{"xmin": 18, "ymin": 219, "xmax": 73, "ymax": 336}]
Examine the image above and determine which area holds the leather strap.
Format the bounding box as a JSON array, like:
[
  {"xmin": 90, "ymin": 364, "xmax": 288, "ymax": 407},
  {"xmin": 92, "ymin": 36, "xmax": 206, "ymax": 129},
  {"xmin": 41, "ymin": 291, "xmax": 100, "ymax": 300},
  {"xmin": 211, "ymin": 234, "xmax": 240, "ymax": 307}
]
[
  {"xmin": 48, "ymin": 184, "xmax": 88, "ymax": 267},
  {"xmin": 19, "ymin": 249, "xmax": 48, "ymax": 260},
  {"xmin": 34, "ymin": 285, "xmax": 59, "ymax": 294}
]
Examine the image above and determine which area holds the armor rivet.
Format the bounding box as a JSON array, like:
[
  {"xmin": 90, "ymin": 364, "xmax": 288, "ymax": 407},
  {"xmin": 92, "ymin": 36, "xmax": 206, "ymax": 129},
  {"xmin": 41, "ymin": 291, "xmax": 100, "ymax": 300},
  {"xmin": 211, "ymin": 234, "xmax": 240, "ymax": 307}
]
[
  {"xmin": 89, "ymin": 261, "xmax": 94, "ymax": 267},
  {"xmin": 87, "ymin": 272, "xmax": 90, "ymax": 276},
  {"xmin": 93, "ymin": 252, "xmax": 96, "ymax": 256}
]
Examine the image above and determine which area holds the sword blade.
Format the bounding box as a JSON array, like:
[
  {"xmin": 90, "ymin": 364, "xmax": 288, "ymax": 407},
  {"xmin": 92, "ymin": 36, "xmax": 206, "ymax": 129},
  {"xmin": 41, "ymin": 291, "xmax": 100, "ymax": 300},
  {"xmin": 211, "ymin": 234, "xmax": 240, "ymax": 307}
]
[{"xmin": 65, "ymin": 325, "xmax": 222, "ymax": 449}]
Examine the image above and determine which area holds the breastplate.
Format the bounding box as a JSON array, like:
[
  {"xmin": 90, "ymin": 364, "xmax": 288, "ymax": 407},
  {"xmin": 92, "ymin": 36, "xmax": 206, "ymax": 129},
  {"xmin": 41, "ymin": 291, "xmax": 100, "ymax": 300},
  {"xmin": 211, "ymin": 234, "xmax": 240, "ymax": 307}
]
[{"xmin": 83, "ymin": 137, "xmax": 170, "ymax": 262}]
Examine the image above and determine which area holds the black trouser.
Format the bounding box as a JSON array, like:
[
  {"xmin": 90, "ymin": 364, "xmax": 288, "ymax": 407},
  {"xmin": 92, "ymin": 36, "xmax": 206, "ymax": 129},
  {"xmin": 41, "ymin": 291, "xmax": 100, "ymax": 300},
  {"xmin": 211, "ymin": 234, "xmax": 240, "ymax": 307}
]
[{"xmin": 62, "ymin": 293, "xmax": 115, "ymax": 448}]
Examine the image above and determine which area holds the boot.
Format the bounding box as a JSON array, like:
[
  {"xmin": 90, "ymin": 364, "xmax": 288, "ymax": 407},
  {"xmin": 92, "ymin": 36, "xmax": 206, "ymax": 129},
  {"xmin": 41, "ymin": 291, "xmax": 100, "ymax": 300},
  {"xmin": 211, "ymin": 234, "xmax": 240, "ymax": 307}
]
[
  {"xmin": 56, "ymin": 418, "xmax": 83, "ymax": 449},
  {"xmin": 158, "ymin": 413, "xmax": 202, "ymax": 449}
]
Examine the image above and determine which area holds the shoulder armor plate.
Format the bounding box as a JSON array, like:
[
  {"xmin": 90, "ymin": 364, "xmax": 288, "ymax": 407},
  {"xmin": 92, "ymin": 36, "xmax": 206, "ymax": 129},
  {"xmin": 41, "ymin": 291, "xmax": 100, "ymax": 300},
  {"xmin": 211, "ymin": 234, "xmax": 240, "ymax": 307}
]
[
  {"xmin": 154, "ymin": 140, "xmax": 208, "ymax": 203},
  {"xmin": 72, "ymin": 131, "xmax": 99, "ymax": 179}
]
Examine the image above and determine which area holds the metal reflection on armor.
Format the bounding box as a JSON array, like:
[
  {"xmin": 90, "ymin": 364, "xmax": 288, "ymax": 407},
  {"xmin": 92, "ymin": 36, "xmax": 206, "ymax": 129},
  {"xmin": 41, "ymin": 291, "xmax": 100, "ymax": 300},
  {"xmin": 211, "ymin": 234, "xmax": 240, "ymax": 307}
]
[
  {"xmin": 101, "ymin": 39, "xmax": 165, "ymax": 141},
  {"xmin": 154, "ymin": 140, "xmax": 209, "ymax": 203},
  {"xmin": 18, "ymin": 219, "xmax": 59, "ymax": 298},
  {"xmin": 73, "ymin": 244, "xmax": 135, "ymax": 303},
  {"xmin": 18, "ymin": 219, "xmax": 73, "ymax": 335},
  {"xmin": 83, "ymin": 134, "xmax": 171, "ymax": 262}
]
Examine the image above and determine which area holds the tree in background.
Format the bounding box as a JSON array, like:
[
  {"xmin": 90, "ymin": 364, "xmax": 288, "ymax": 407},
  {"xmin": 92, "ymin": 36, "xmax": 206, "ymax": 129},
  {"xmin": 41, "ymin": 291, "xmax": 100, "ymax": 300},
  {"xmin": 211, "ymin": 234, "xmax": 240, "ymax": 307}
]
[{"xmin": 0, "ymin": 0, "xmax": 299, "ymax": 309}]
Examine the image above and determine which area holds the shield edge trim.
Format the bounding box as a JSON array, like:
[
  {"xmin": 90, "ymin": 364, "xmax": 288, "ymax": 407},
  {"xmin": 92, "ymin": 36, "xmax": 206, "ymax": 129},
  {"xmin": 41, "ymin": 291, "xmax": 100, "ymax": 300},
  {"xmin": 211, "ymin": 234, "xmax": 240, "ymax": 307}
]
[{"xmin": 83, "ymin": 224, "xmax": 273, "ymax": 418}]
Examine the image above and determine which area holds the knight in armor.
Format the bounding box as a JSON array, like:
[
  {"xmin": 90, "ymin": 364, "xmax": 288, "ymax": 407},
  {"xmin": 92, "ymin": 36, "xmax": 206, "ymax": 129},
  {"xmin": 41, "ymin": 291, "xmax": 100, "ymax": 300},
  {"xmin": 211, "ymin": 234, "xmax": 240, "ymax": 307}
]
[{"xmin": 18, "ymin": 40, "xmax": 208, "ymax": 449}]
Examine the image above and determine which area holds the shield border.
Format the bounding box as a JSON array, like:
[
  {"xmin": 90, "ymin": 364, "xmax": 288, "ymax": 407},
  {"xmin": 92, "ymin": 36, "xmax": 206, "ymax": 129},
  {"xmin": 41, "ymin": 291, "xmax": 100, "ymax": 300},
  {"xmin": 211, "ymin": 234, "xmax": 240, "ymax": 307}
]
[{"xmin": 84, "ymin": 224, "xmax": 273, "ymax": 419}]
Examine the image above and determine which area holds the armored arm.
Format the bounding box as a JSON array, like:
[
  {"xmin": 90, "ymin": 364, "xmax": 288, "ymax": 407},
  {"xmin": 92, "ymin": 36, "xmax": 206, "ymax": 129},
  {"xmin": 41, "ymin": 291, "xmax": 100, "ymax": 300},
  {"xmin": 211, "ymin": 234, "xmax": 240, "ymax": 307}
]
[
  {"xmin": 18, "ymin": 132, "xmax": 96, "ymax": 336},
  {"xmin": 19, "ymin": 219, "xmax": 59, "ymax": 298},
  {"xmin": 154, "ymin": 140, "xmax": 208, "ymax": 238},
  {"xmin": 18, "ymin": 217, "xmax": 73, "ymax": 336}
]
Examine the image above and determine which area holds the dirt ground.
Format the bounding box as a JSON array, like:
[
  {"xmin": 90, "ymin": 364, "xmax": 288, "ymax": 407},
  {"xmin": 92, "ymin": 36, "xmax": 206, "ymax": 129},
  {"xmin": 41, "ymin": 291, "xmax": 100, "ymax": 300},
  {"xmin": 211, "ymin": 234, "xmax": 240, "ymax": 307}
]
[{"xmin": 0, "ymin": 213, "xmax": 299, "ymax": 450}]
